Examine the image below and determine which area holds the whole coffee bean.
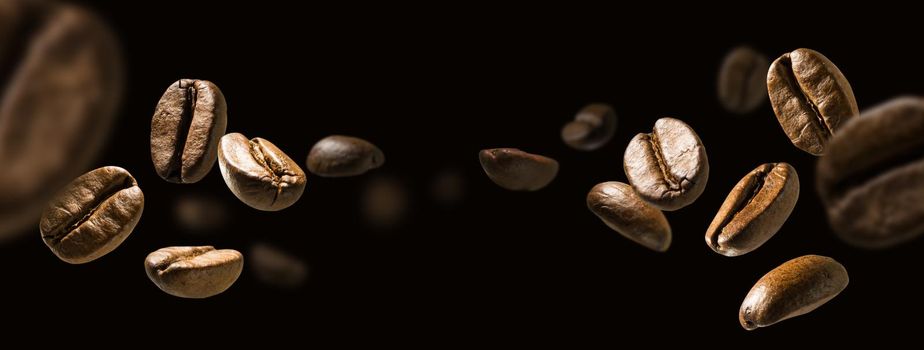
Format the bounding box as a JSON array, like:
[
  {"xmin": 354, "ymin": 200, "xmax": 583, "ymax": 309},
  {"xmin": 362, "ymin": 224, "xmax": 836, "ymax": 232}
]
[
  {"xmin": 174, "ymin": 194, "xmax": 228, "ymax": 233},
  {"xmin": 817, "ymin": 97, "xmax": 924, "ymax": 248},
  {"xmin": 706, "ymin": 163, "xmax": 799, "ymax": 256},
  {"xmin": 144, "ymin": 246, "xmax": 243, "ymax": 299},
  {"xmin": 39, "ymin": 166, "xmax": 143, "ymax": 264},
  {"xmin": 478, "ymin": 148, "xmax": 558, "ymax": 191},
  {"xmin": 217, "ymin": 133, "xmax": 306, "ymax": 211},
  {"xmin": 306, "ymin": 135, "xmax": 384, "ymax": 177},
  {"xmin": 717, "ymin": 46, "xmax": 769, "ymax": 114},
  {"xmin": 587, "ymin": 181, "xmax": 671, "ymax": 252},
  {"xmin": 768, "ymin": 48, "xmax": 858, "ymax": 156},
  {"xmin": 561, "ymin": 103, "xmax": 617, "ymax": 151},
  {"xmin": 250, "ymin": 243, "xmax": 308, "ymax": 289},
  {"xmin": 624, "ymin": 117, "xmax": 708, "ymax": 211},
  {"xmin": 151, "ymin": 79, "xmax": 227, "ymax": 184},
  {"xmin": 362, "ymin": 176, "xmax": 408, "ymax": 230},
  {"xmin": 0, "ymin": 1, "xmax": 123, "ymax": 240},
  {"xmin": 739, "ymin": 255, "xmax": 848, "ymax": 330}
]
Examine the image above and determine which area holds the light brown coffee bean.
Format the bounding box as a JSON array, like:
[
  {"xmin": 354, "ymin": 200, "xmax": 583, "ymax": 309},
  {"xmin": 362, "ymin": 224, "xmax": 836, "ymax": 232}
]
[
  {"xmin": 217, "ymin": 133, "xmax": 306, "ymax": 211},
  {"xmin": 718, "ymin": 46, "xmax": 769, "ymax": 114},
  {"xmin": 478, "ymin": 148, "xmax": 558, "ymax": 191},
  {"xmin": 145, "ymin": 246, "xmax": 243, "ymax": 298},
  {"xmin": 306, "ymin": 135, "xmax": 384, "ymax": 177},
  {"xmin": 561, "ymin": 103, "xmax": 617, "ymax": 151},
  {"xmin": 587, "ymin": 181, "xmax": 671, "ymax": 252}
]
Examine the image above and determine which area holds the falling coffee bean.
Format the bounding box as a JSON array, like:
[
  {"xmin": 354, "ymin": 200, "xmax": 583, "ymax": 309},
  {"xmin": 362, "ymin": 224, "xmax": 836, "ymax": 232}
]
[
  {"xmin": 717, "ymin": 46, "xmax": 769, "ymax": 114},
  {"xmin": 706, "ymin": 163, "xmax": 799, "ymax": 256},
  {"xmin": 587, "ymin": 181, "xmax": 671, "ymax": 252},
  {"xmin": 306, "ymin": 135, "xmax": 384, "ymax": 177},
  {"xmin": 739, "ymin": 255, "xmax": 848, "ymax": 330},
  {"xmin": 39, "ymin": 166, "xmax": 143, "ymax": 264},
  {"xmin": 145, "ymin": 246, "xmax": 243, "ymax": 299},
  {"xmin": 250, "ymin": 243, "xmax": 308, "ymax": 288},
  {"xmin": 217, "ymin": 133, "xmax": 306, "ymax": 211},
  {"xmin": 561, "ymin": 103, "xmax": 617, "ymax": 151},
  {"xmin": 768, "ymin": 48, "xmax": 858, "ymax": 156},
  {"xmin": 479, "ymin": 148, "xmax": 558, "ymax": 191},
  {"xmin": 624, "ymin": 117, "xmax": 708, "ymax": 211},
  {"xmin": 151, "ymin": 79, "xmax": 227, "ymax": 184}
]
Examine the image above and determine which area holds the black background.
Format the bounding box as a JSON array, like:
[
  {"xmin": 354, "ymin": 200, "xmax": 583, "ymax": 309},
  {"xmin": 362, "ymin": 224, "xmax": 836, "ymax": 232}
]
[{"xmin": 2, "ymin": 2, "xmax": 923, "ymax": 344}]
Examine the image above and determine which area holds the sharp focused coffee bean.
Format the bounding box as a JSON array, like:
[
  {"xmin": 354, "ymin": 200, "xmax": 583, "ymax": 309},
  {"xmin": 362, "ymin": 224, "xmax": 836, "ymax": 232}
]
[
  {"xmin": 39, "ymin": 166, "xmax": 143, "ymax": 264},
  {"xmin": 217, "ymin": 133, "xmax": 306, "ymax": 211},
  {"xmin": 717, "ymin": 46, "xmax": 769, "ymax": 114},
  {"xmin": 0, "ymin": 1, "xmax": 123, "ymax": 240},
  {"xmin": 306, "ymin": 135, "xmax": 384, "ymax": 177},
  {"xmin": 768, "ymin": 48, "xmax": 858, "ymax": 156},
  {"xmin": 478, "ymin": 148, "xmax": 558, "ymax": 191},
  {"xmin": 739, "ymin": 255, "xmax": 848, "ymax": 330},
  {"xmin": 817, "ymin": 97, "xmax": 924, "ymax": 248},
  {"xmin": 251, "ymin": 243, "xmax": 308, "ymax": 288},
  {"xmin": 151, "ymin": 79, "xmax": 227, "ymax": 184},
  {"xmin": 624, "ymin": 117, "xmax": 708, "ymax": 211},
  {"xmin": 706, "ymin": 163, "xmax": 799, "ymax": 256},
  {"xmin": 587, "ymin": 181, "xmax": 671, "ymax": 252},
  {"xmin": 561, "ymin": 103, "xmax": 617, "ymax": 151},
  {"xmin": 145, "ymin": 246, "xmax": 243, "ymax": 299}
]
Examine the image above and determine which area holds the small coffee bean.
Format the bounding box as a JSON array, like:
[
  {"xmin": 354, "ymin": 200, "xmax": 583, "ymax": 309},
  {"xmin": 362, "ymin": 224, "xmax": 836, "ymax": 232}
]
[
  {"xmin": 145, "ymin": 246, "xmax": 243, "ymax": 299},
  {"xmin": 306, "ymin": 135, "xmax": 384, "ymax": 177},
  {"xmin": 587, "ymin": 181, "xmax": 671, "ymax": 252},
  {"xmin": 250, "ymin": 243, "xmax": 308, "ymax": 288},
  {"xmin": 717, "ymin": 46, "xmax": 769, "ymax": 114},
  {"xmin": 561, "ymin": 103, "xmax": 617, "ymax": 151},
  {"xmin": 478, "ymin": 148, "xmax": 558, "ymax": 191},
  {"xmin": 217, "ymin": 133, "xmax": 306, "ymax": 211}
]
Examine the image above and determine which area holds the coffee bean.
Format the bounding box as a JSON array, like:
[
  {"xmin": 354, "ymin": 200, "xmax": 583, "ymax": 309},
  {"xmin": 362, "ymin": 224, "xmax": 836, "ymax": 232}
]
[
  {"xmin": 362, "ymin": 176, "xmax": 408, "ymax": 230},
  {"xmin": 817, "ymin": 96, "xmax": 924, "ymax": 248},
  {"xmin": 587, "ymin": 181, "xmax": 671, "ymax": 252},
  {"xmin": 624, "ymin": 117, "xmax": 708, "ymax": 211},
  {"xmin": 250, "ymin": 243, "xmax": 308, "ymax": 289},
  {"xmin": 39, "ymin": 166, "xmax": 143, "ymax": 264},
  {"xmin": 706, "ymin": 163, "xmax": 799, "ymax": 256},
  {"xmin": 306, "ymin": 135, "xmax": 384, "ymax": 177},
  {"xmin": 0, "ymin": 1, "xmax": 123, "ymax": 240},
  {"xmin": 151, "ymin": 79, "xmax": 227, "ymax": 184},
  {"xmin": 174, "ymin": 194, "xmax": 228, "ymax": 233},
  {"xmin": 144, "ymin": 246, "xmax": 243, "ymax": 299},
  {"xmin": 739, "ymin": 255, "xmax": 848, "ymax": 330},
  {"xmin": 218, "ymin": 133, "xmax": 306, "ymax": 211},
  {"xmin": 561, "ymin": 103, "xmax": 617, "ymax": 151},
  {"xmin": 717, "ymin": 46, "xmax": 768, "ymax": 114},
  {"xmin": 768, "ymin": 48, "xmax": 858, "ymax": 156},
  {"xmin": 478, "ymin": 148, "xmax": 558, "ymax": 191}
]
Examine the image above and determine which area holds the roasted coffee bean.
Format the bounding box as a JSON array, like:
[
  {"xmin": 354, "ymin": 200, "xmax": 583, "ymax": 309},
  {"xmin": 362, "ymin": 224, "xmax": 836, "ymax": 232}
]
[
  {"xmin": 217, "ymin": 133, "xmax": 306, "ymax": 211},
  {"xmin": 587, "ymin": 181, "xmax": 671, "ymax": 252},
  {"xmin": 174, "ymin": 194, "xmax": 228, "ymax": 233},
  {"xmin": 706, "ymin": 163, "xmax": 799, "ymax": 256},
  {"xmin": 768, "ymin": 48, "xmax": 858, "ymax": 156},
  {"xmin": 561, "ymin": 103, "xmax": 617, "ymax": 151},
  {"xmin": 151, "ymin": 79, "xmax": 227, "ymax": 184},
  {"xmin": 739, "ymin": 255, "xmax": 848, "ymax": 330},
  {"xmin": 145, "ymin": 246, "xmax": 243, "ymax": 299},
  {"xmin": 250, "ymin": 243, "xmax": 308, "ymax": 288},
  {"xmin": 362, "ymin": 176, "xmax": 408, "ymax": 230},
  {"xmin": 624, "ymin": 117, "xmax": 708, "ymax": 211},
  {"xmin": 0, "ymin": 1, "xmax": 123, "ymax": 240},
  {"xmin": 717, "ymin": 46, "xmax": 769, "ymax": 114},
  {"xmin": 817, "ymin": 96, "xmax": 924, "ymax": 248},
  {"xmin": 478, "ymin": 148, "xmax": 558, "ymax": 191},
  {"xmin": 306, "ymin": 135, "xmax": 384, "ymax": 177},
  {"xmin": 39, "ymin": 166, "xmax": 143, "ymax": 264}
]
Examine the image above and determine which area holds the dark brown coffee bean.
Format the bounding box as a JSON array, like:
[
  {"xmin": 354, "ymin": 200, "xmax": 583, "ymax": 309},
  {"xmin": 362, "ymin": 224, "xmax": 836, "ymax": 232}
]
[
  {"xmin": 39, "ymin": 166, "xmax": 143, "ymax": 264},
  {"xmin": 362, "ymin": 176, "xmax": 408, "ymax": 230},
  {"xmin": 717, "ymin": 46, "xmax": 769, "ymax": 114},
  {"xmin": 250, "ymin": 243, "xmax": 308, "ymax": 289},
  {"xmin": 706, "ymin": 163, "xmax": 799, "ymax": 256},
  {"xmin": 587, "ymin": 181, "xmax": 671, "ymax": 252},
  {"xmin": 817, "ymin": 96, "xmax": 924, "ymax": 248},
  {"xmin": 768, "ymin": 48, "xmax": 858, "ymax": 156},
  {"xmin": 561, "ymin": 103, "xmax": 617, "ymax": 151},
  {"xmin": 151, "ymin": 79, "xmax": 227, "ymax": 184},
  {"xmin": 217, "ymin": 133, "xmax": 306, "ymax": 211},
  {"xmin": 145, "ymin": 246, "xmax": 243, "ymax": 299},
  {"xmin": 478, "ymin": 148, "xmax": 558, "ymax": 191},
  {"xmin": 174, "ymin": 194, "xmax": 228, "ymax": 233},
  {"xmin": 306, "ymin": 135, "xmax": 384, "ymax": 177},
  {"xmin": 624, "ymin": 117, "xmax": 708, "ymax": 211},
  {"xmin": 739, "ymin": 255, "xmax": 848, "ymax": 330}
]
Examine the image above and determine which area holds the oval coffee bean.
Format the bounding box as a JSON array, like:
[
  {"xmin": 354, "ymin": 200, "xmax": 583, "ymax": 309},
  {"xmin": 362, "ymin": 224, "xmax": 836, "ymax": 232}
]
[
  {"xmin": 739, "ymin": 255, "xmax": 848, "ymax": 330},
  {"xmin": 251, "ymin": 243, "xmax": 308, "ymax": 288},
  {"xmin": 39, "ymin": 166, "xmax": 143, "ymax": 264},
  {"xmin": 561, "ymin": 103, "xmax": 617, "ymax": 151},
  {"xmin": 624, "ymin": 117, "xmax": 708, "ymax": 211},
  {"xmin": 478, "ymin": 148, "xmax": 558, "ymax": 191},
  {"xmin": 817, "ymin": 96, "xmax": 924, "ymax": 248},
  {"xmin": 145, "ymin": 246, "xmax": 243, "ymax": 299},
  {"xmin": 706, "ymin": 163, "xmax": 799, "ymax": 256},
  {"xmin": 587, "ymin": 181, "xmax": 671, "ymax": 252},
  {"xmin": 306, "ymin": 135, "xmax": 384, "ymax": 177},
  {"xmin": 151, "ymin": 79, "xmax": 227, "ymax": 184},
  {"xmin": 218, "ymin": 133, "xmax": 306, "ymax": 211},
  {"xmin": 768, "ymin": 48, "xmax": 858, "ymax": 156},
  {"xmin": 717, "ymin": 46, "xmax": 769, "ymax": 114}
]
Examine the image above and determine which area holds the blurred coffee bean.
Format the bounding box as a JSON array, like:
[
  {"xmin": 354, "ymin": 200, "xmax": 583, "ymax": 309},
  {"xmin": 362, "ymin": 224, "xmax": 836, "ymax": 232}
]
[
  {"xmin": 145, "ymin": 246, "xmax": 243, "ymax": 299},
  {"xmin": 430, "ymin": 167, "xmax": 465, "ymax": 206},
  {"xmin": 362, "ymin": 176, "xmax": 408, "ymax": 230},
  {"xmin": 587, "ymin": 181, "xmax": 671, "ymax": 252},
  {"xmin": 478, "ymin": 148, "xmax": 558, "ymax": 191},
  {"xmin": 174, "ymin": 194, "xmax": 228, "ymax": 233},
  {"xmin": 306, "ymin": 135, "xmax": 384, "ymax": 177},
  {"xmin": 717, "ymin": 46, "xmax": 768, "ymax": 114},
  {"xmin": 217, "ymin": 133, "xmax": 306, "ymax": 211},
  {"xmin": 561, "ymin": 103, "xmax": 617, "ymax": 151},
  {"xmin": 250, "ymin": 243, "xmax": 308, "ymax": 288}
]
